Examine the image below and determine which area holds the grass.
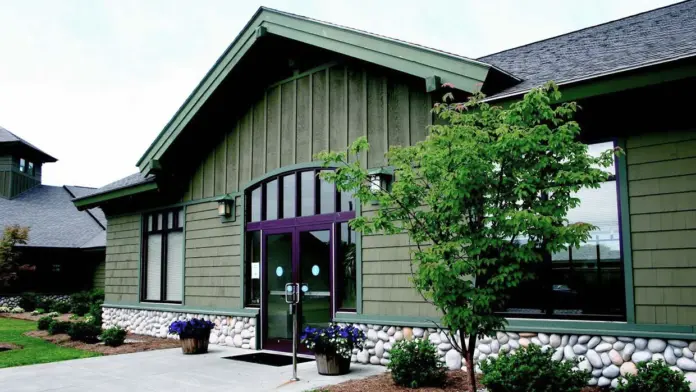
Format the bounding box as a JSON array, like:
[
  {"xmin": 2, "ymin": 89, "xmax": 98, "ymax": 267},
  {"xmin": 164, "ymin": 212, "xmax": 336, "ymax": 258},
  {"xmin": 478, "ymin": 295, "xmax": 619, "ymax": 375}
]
[{"xmin": 0, "ymin": 317, "xmax": 99, "ymax": 368}]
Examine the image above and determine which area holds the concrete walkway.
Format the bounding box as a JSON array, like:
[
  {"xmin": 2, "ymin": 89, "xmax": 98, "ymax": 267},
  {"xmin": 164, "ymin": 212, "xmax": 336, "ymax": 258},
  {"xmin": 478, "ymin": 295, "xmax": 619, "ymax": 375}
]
[{"xmin": 0, "ymin": 346, "xmax": 386, "ymax": 392}]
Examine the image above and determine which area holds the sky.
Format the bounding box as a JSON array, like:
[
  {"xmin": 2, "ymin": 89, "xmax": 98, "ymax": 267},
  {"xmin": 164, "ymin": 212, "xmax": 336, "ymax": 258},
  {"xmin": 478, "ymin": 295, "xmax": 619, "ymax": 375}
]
[{"xmin": 0, "ymin": 0, "xmax": 681, "ymax": 188}]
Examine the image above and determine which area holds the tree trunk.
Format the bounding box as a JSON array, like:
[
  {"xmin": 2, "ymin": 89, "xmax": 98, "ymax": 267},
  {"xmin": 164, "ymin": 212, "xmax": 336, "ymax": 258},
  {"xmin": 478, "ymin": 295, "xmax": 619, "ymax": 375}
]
[{"xmin": 460, "ymin": 330, "xmax": 478, "ymax": 391}]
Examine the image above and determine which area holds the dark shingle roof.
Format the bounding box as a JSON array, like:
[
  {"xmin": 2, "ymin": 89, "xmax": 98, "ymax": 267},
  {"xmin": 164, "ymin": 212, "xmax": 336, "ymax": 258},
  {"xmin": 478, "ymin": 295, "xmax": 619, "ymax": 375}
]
[
  {"xmin": 479, "ymin": 0, "xmax": 696, "ymax": 99},
  {"xmin": 64, "ymin": 185, "xmax": 107, "ymax": 227},
  {"xmin": 72, "ymin": 172, "xmax": 155, "ymax": 203},
  {"xmin": 0, "ymin": 185, "xmax": 105, "ymax": 248},
  {"xmin": 0, "ymin": 126, "xmax": 57, "ymax": 162}
]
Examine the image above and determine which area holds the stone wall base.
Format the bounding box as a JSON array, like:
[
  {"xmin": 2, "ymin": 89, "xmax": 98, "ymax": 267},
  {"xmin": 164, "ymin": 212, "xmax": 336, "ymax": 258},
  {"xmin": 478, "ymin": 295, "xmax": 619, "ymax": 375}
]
[
  {"xmin": 0, "ymin": 294, "xmax": 71, "ymax": 308},
  {"xmin": 340, "ymin": 323, "xmax": 696, "ymax": 390},
  {"xmin": 102, "ymin": 307, "xmax": 256, "ymax": 349}
]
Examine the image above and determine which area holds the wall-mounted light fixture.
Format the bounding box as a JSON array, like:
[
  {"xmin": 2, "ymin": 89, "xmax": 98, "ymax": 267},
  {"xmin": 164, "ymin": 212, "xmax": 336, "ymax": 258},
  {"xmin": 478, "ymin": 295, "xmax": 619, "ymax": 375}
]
[
  {"xmin": 216, "ymin": 195, "xmax": 236, "ymax": 221},
  {"xmin": 367, "ymin": 167, "xmax": 394, "ymax": 204}
]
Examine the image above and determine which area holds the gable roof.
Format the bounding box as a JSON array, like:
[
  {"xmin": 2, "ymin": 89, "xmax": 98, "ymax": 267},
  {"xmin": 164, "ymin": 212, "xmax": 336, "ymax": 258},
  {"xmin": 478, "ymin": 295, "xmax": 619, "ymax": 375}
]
[
  {"xmin": 479, "ymin": 0, "xmax": 696, "ymax": 100},
  {"xmin": 0, "ymin": 126, "xmax": 57, "ymax": 163},
  {"xmin": 135, "ymin": 7, "xmax": 518, "ymax": 172},
  {"xmin": 0, "ymin": 185, "xmax": 106, "ymax": 248}
]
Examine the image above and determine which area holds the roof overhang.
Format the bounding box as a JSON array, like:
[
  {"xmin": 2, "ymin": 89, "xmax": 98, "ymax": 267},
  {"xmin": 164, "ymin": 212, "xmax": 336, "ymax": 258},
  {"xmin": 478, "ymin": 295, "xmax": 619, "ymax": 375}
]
[
  {"xmin": 136, "ymin": 7, "xmax": 519, "ymax": 174},
  {"xmin": 484, "ymin": 53, "xmax": 696, "ymax": 104},
  {"xmin": 73, "ymin": 180, "xmax": 158, "ymax": 210}
]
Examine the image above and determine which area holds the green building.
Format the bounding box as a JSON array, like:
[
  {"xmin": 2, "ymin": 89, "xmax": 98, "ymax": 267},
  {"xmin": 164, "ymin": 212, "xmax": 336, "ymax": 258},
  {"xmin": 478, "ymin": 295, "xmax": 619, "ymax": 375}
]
[{"xmin": 74, "ymin": 2, "xmax": 696, "ymax": 387}]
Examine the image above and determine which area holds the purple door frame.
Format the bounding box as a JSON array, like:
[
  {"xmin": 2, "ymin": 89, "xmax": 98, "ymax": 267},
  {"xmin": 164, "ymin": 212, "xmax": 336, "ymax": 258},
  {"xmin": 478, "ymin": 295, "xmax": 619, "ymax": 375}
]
[{"xmin": 260, "ymin": 222, "xmax": 335, "ymax": 353}]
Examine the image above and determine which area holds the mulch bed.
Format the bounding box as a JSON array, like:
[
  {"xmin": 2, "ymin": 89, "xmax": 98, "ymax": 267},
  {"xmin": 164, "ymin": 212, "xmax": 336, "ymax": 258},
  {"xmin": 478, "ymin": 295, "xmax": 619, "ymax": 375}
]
[
  {"xmin": 318, "ymin": 370, "xmax": 605, "ymax": 392},
  {"xmin": 2, "ymin": 312, "xmax": 77, "ymax": 322},
  {"xmin": 24, "ymin": 330, "xmax": 181, "ymax": 355}
]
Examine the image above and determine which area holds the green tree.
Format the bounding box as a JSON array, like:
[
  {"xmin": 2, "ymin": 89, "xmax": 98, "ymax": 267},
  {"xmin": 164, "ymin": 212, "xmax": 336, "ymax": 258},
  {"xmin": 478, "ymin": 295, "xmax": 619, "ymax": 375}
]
[
  {"xmin": 316, "ymin": 82, "xmax": 618, "ymax": 390},
  {"xmin": 0, "ymin": 224, "xmax": 31, "ymax": 287}
]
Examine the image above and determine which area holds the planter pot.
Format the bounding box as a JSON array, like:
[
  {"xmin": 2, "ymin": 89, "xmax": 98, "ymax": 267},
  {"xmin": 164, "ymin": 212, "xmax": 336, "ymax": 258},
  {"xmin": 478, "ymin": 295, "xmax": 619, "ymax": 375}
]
[
  {"xmin": 315, "ymin": 352, "xmax": 351, "ymax": 375},
  {"xmin": 180, "ymin": 336, "xmax": 209, "ymax": 355}
]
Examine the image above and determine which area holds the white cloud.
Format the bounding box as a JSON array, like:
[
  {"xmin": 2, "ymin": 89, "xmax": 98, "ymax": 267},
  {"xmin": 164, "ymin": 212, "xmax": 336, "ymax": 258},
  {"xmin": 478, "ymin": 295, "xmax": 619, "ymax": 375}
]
[{"xmin": 0, "ymin": 0, "xmax": 678, "ymax": 187}]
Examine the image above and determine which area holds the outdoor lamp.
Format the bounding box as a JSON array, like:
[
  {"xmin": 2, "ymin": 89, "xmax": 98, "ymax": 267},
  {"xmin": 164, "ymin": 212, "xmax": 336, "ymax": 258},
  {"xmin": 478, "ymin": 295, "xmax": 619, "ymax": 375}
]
[
  {"xmin": 367, "ymin": 168, "xmax": 393, "ymax": 204},
  {"xmin": 217, "ymin": 195, "xmax": 235, "ymax": 220}
]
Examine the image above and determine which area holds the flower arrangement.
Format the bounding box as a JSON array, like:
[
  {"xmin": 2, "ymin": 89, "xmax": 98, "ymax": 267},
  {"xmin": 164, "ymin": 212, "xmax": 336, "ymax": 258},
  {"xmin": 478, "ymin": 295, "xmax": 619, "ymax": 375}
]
[
  {"xmin": 301, "ymin": 323, "xmax": 365, "ymax": 359},
  {"xmin": 168, "ymin": 318, "xmax": 214, "ymax": 338}
]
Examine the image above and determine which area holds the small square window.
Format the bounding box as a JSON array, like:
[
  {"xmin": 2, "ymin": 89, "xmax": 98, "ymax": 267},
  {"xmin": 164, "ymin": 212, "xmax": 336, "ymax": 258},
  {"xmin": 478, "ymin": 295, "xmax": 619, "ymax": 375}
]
[
  {"xmin": 19, "ymin": 158, "xmax": 26, "ymax": 172},
  {"xmin": 27, "ymin": 162, "xmax": 34, "ymax": 176}
]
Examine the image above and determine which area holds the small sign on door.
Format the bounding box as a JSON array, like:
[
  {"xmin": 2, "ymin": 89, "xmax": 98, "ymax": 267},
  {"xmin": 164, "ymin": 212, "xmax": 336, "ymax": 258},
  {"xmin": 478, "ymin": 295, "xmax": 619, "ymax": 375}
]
[{"xmin": 251, "ymin": 262, "xmax": 260, "ymax": 279}]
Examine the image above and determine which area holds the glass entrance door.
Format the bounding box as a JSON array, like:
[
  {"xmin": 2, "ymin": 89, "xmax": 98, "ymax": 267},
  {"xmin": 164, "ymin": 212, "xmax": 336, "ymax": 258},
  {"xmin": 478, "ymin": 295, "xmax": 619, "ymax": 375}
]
[
  {"xmin": 264, "ymin": 231, "xmax": 294, "ymax": 350},
  {"xmin": 262, "ymin": 226, "xmax": 333, "ymax": 352},
  {"xmin": 298, "ymin": 228, "xmax": 332, "ymax": 333}
]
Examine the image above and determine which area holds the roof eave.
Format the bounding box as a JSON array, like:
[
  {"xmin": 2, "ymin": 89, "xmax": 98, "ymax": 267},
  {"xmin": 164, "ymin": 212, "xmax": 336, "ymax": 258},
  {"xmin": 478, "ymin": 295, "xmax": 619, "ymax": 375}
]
[
  {"xmin": 72, "ymin": 181, "xmax": 158, "ymax": 210},
  {"xmin": 136, "ymin": 7, "xmax": 508, "ymax": 173},
  {"xmin": 484, "ymin": 53, "xmax": 696, "ymax": 104}
]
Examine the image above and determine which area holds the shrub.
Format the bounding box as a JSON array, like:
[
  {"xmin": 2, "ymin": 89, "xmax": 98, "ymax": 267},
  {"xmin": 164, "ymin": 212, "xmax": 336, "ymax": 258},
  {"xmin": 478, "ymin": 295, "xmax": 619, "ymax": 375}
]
[
  {"xmin": 30, "ymin": 308, "xmax": 46, "ymax": 316},
  {"xmin": 69, "ymin": 313, "xmax": 80, "ymax": 320},
  {"xmin": 46, "ymin": 311, "xmax": 60, "ymax": 318},
  {"xmin": 387, "ymin": 338, "xmax": 446, "ymax": 388},
  {"xmin": 70, "ymin": 302, "xmax": 90, "ymax": 316},
  {"xmin": 37, "ymin": 316, "xmax": 54, "ymax": 330},
  {"xmin": 10, "ymin": 306, "xmax": 24, "ymax": 313},
  {"xmin": 480, "ymin": 344, "xmax": 589, "ymax": 392},
  {"xmin": 615, "ymin": 360, "xmax": 690, "ymax": 392},
  {"xmin": 47, "ymin": 320, "xmax": 71, "ymax": 335},
  {"xmin": 0, "ymin": 306, "xmax": 10, "ymax": 313},
  {"xmin": 50, "ymin": 301, "xmax": 71, "ymax": 314},
  {"xmin": 87, "ymin": 303, "xmax": 102, "ymax": 326},
  {"xmin": 101, "ymin": 327, "xmax": 127, "ymax": 347},
  {"xmin": 67, "ymin": 321, "xmax": 102, "ymax": 343},
  {"xmin": 89, "ymin": 288, "xmax": 105, "ymax": 304},
  {"xmin": 35, "ymin": 297, "xmax": 55, "ymax": 311},
  {"xmin": 18, "ymin": 292, "xmax": 38, "ymax": 311}
]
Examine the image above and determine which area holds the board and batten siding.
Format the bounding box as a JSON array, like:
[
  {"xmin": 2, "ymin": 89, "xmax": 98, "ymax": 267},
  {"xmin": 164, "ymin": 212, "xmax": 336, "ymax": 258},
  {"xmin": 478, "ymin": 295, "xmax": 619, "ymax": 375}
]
[
  {"xmin": 184, "ymin": 200, "xmax": 242, "ymax": 308},
  {"xmin": 104, "ymin": 214, "xmax": 140, "ymax": 303},
  {"xmin": 182, "ymin": 62, "xmax": 432, "ymax": 201},
  {"xmin": 628, "ymin": 129, "xmax": 696, "ymax": 325}
]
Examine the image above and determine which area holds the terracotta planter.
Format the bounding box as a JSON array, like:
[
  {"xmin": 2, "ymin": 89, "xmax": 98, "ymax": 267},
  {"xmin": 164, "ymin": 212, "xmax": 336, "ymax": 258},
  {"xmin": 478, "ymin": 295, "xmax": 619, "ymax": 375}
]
[
  {"xmin": 315, "ymin": 352, "xmax": 351, "ymax": 375},
  {"xmin": 180, "ymin": 336, "xmax": 209, "ymax": 354}
]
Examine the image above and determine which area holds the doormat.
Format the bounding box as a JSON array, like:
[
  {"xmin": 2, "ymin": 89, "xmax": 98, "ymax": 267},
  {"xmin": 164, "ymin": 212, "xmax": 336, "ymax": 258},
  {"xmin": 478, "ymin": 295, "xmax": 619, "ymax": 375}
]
[{"xmin": 222, "ymin": 352, "xmax": 314, "ymax": 367}]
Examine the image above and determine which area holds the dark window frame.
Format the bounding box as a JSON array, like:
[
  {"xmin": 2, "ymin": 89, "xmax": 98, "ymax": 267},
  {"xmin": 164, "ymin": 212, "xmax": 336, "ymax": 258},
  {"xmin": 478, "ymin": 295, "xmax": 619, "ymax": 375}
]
[
  {"xmin": 244, "ymin": 167, "xmax": 356, "ymax": 311},
  {"xmin": 141, "ymin": 208, "xmax": 184, "ymax": 304},
  {"xmin": 499, "ymin": 140, "xmax": 626, "ymax": 321}
]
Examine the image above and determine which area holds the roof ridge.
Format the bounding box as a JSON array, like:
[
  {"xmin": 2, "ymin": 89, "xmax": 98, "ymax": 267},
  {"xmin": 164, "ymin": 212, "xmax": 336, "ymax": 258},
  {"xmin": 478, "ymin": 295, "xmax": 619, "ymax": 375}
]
[
  {"xmin": 477, "ymin": 0, "xmax": 690, "ymax": 60},
  {"xmin": 260, "ymin": 7, "xmax": 490, "ymax": 67}
]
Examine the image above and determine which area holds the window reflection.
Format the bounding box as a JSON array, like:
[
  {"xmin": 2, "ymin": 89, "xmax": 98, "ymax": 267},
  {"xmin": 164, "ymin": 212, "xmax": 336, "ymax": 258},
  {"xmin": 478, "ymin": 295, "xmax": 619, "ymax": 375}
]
[
  {"xmin": 319, "ymin": 170, "xmax": 335, "ymax": 214},
  {"xmin": 500, "ymin": 142, "xmax": 624, "ymax": 320},
  {"xmin": 266, "ymin": 179, "xmax": 278, "ymax": 221},
  {"xmin": 282, "ymin": 174, "xmax": 296, "ymax": 218},
  {"xmin": 251, "ymin": 187, "xmax": 261, "ymax": 222},
  {"xmin": 337, "ymin": 222, "xmax": 357, "ymax": 310},
  {"xmin": 300, "ymin": 171, "xmax": 315, "ymax": 216}
]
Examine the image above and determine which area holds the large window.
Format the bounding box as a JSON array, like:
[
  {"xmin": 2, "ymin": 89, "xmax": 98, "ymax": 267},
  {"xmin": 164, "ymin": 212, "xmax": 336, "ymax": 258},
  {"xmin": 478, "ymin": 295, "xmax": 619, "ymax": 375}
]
[
  {"xmin": 501, "ymin": 141, "xmax": 625, "ymax": 320},
  {"xmin": 247, "ymin": 168, "xmax": 355, "ymax": 223},
  {"xmin": 142, "ymin": 208, "xmax": 184, "ymax": 303}
]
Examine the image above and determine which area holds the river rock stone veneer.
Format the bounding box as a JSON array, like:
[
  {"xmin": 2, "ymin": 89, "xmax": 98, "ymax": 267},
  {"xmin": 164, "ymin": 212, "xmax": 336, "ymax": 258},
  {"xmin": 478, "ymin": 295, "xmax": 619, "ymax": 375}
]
[
  {"xmin": 101, "ymin": 307, "xmax": 257, "ymax": 349},
  {"xmin": 341, "ymin": 323, "xmax": 696, "ymax": 390},
  {"xmin": 0, "ymin": 294, "xmax": 71, "ymax": 309}
]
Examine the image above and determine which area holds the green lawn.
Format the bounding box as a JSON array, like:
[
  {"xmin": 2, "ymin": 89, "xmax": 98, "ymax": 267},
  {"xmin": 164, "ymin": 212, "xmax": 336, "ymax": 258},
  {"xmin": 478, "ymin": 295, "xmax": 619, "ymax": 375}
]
[{"xmin": 0, "ymin": 317, "xmax": 99, "ymax": 368}]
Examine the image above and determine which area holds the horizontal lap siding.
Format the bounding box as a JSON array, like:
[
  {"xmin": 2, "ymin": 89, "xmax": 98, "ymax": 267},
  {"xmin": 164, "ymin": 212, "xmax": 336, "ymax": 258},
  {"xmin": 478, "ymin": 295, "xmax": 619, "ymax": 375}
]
[
  {"xmin": 184, "ymin": 201, "xmax": 242, "ymax": 308},
  {"xmin": 361, "ymin": 204, "xmax": 440, "ymax": 318},
  {"xmin": 627, "ymin": 129, "xmax": 696, "ymax": 325},
  {"xmin": 105, "ymin": 214, "xmax": 140, "ymax": 303}
]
